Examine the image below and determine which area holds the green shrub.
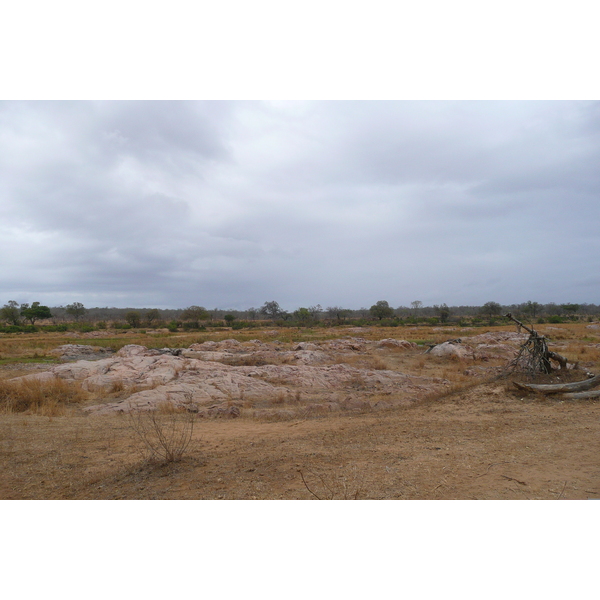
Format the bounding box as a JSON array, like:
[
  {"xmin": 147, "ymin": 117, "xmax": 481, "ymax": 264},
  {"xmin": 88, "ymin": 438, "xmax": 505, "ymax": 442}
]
[
  {"xmin": 547, "ymin": 316, "xmax": 563, "ymax": 324},
  {"xmin": 41, "ymin": 324, "xmax": 69, "ymax": 333},
  {"xmin": 125, "ymin": 311, "xmax": 142, "ymax": 328},
  {"xmin": 0, "ymin": 325, "xmax": 22, "ymax": 333}
]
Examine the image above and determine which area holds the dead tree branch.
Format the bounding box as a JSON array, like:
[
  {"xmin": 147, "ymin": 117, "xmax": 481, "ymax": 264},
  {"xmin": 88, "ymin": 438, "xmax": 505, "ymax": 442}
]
[{"xmin": 504, "ymin": 313, "xmax": 570, "ymax": 377}]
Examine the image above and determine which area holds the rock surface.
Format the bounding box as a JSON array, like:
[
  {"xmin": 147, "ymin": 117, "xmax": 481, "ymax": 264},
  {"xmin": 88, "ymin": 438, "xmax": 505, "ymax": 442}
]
[
  {"xmin": 50, "ymin": 344, "xmax": 113, "ymax": 361},
  {"xmin": 16, "ymin": 342, "xmax": 449, "ymax": 416}
]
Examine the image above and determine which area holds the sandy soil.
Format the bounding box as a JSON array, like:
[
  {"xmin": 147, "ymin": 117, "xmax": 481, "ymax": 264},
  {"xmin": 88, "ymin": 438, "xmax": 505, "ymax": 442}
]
[{"xmin": 1, "ymin": 380, "xmax": 599, "ymax": 500}]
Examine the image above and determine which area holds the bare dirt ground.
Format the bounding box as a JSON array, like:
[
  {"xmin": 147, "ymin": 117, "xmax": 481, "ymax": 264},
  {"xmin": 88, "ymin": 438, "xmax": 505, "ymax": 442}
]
[{"xmin": 1, "ymin": 323, "xmax": 600, "ymax": 500}]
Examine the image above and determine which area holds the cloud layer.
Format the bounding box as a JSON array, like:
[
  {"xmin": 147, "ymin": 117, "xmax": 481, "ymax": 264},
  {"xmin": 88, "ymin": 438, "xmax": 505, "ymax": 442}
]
[{"xmin": 1, "ymin": 101, "xmax": 599, "ymax": 310}]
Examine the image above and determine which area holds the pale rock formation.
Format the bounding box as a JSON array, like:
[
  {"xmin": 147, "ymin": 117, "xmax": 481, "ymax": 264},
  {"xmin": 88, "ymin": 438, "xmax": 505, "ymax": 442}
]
[
  {"xmin": 376, "ymin": 339, "xmax": 417, "ymax": 349},
  {"xmin": 15, "ymin": 343, "xmax": 449, "ymax": 415},
  {"xmin": 50, "ymin": 344, "xmax": 113, "ymax": 361},
  {"xmin": 429, "ymin": 341, "xmax": 471, "ymax": 359}
]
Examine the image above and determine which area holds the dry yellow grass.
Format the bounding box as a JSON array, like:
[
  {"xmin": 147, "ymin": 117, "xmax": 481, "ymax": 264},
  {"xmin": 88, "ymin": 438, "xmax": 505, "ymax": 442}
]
[{"xmin": 0, "ymin": 377, "xmax": 88, "ymax": 416}]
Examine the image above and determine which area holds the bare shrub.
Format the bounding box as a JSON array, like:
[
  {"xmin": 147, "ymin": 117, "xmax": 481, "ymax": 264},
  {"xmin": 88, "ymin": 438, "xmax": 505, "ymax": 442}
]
[
  {"xmin": 0, "ymin": 377, "xmax": 86, "ymax": 415},
  {"xmin": 128, "ymin": 404, "xmax": 196, "ymax": 463},
  {"xmin": 363, "ymin": 356, "xmax": 388, "ymax": 370},
  {"xmin": 298, "ymin": 466, "xmax": 364, "ymax": 500}
]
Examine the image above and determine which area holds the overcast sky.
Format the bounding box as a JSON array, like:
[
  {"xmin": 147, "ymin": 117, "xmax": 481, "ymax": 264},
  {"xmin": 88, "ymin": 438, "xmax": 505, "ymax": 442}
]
[{"xmin": 1, "ymin": 100, "xmax": 599, "ymax": 310}]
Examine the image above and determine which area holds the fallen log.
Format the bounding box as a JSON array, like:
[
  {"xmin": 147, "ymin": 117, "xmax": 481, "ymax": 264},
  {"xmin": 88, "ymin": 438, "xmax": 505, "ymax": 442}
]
[
  {"xmin": 513, "ymin": 374, "xmax": 600, "ymax": 395},
  {"xmin": 561, "ymin": 390, "xmax": 600, "ymax": 400}
]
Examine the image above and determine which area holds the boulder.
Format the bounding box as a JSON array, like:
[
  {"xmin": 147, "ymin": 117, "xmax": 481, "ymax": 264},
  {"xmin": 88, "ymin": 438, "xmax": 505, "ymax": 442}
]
[{"xmin": 429, "ymin": 341, "xmax": 470, "ymax": 359}]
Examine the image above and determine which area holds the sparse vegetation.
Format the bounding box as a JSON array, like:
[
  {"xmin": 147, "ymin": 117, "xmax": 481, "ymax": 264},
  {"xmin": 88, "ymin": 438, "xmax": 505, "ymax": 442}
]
[
  {"xmin": 0, "ymin": 377, "xmax": 86, "ymax": 415},
  {"xmin": 128, "ymin": 406, "xmax": 197, "ymax": 463}
]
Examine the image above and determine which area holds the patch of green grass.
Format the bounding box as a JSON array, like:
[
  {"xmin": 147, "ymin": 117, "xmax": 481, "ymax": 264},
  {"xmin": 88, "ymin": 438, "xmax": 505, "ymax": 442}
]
[{"xmin": 0, "ymin": 356, "xmax": 60, "ymax": 365}]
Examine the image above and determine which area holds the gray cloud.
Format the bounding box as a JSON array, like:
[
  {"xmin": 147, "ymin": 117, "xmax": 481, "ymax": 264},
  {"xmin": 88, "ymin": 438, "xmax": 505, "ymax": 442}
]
[{"xmin": 1, "ymin": 100, "xmax": 599, "ymax": 310}]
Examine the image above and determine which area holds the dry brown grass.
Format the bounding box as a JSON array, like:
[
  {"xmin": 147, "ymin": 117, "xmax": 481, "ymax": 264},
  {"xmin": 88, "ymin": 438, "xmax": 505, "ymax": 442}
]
[
  {"xmin": 331, "ymin": 353, "xmax": 389, "ymax": 370},
  {"xmin": 0, "ymin": 377, "xmax": 87, "ymax": 416}
]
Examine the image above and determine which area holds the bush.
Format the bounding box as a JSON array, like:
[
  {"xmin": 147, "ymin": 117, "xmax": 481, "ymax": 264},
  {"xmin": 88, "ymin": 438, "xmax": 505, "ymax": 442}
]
[
  {"xmin": 548, "ymin": 316, "xmax": 563, "ymax": 324},
  {"xmin": 128, "ymin": 407, "xmax": 196, "ymax": 463},
  {"xmin": 167, "ymin": 321, "xmax": 179, "ymax": 332},
  {"xmin": 377, "ymin": 318, "xmax": 401, "ymax": 327},
  {"xmin": 125, "ymin": 311, "xmax": 142, "ymax": 328},
  {"xmin": 0, "ymin": 325, "xmax": 25, "ymax": 334}
]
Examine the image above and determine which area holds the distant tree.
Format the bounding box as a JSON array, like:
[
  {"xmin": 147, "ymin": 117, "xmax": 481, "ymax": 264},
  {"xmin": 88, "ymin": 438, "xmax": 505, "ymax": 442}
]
[
  {"xmin": 434, "ymin": 303, "xmax": 451, "ymax": 323},
  {"xmin": 480, "ymin": 301, "xmax": 502, "ymax": 319},
  {"xmin": 181, "ymin": 306, "xmax": 210, "ymax": 322},
  {"xmin": 410, "ymin": 300, "xmax": 423, "ymax": 312},
  {"xmin": 561, "ymin": 303, "xmax": 580, "ymax": 315},
  {"xmin": 20, "ymin": 302, "xmax": 52, "ymax": 325},
  {"xmin": 522, "ymin": 301, "xmax": 541, "ymax": 318},
  {"xmin": 1, "ymin": 300, "xmax": 21, "ymax": 326},
  {"xmin": 125, "ymin": 311, "xmax": 142, "ymax": 328},
  {"xmin": 293, "ymin": 307, "xmax": 312, "ymax": 323},
  {"xmin": 544, "ymin": 302, "xmax": 561, "ymax": 316},
  {"xmin": 246, "ymin": 307, "xmax": 258, "ymax": 320},
  {"xmin": 144, "ymin": 308, "xmax": 161, "ymax": 326},
  {"xmin": 308, "ymin": 305, "xmax": 322, "ymax": 320},
  {"xmin": 369, "ymin": 300, "xmax": 395, "ymax": 320},
  {"xmin": 66, "ymin": 302, "xmax": 86, "ymax": 321},
  {"xmin": 327, "ymin": 306, "xmax": 351, "ymax": 324},
  {"xmin": 260, "ymin": 301, "xmax": 283, "ymax": 320},
  {"xmin": 224, "ymin": 314, "xmax": 236, "ymax": 326}
]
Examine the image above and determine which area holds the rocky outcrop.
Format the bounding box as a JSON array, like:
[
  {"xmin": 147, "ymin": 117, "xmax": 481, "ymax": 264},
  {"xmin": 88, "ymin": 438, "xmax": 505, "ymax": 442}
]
[
  {"xmin": 16, "ymin": 343, "xmax": 449, "ymax": 416},
  {"xmin": 376, "ymin": 339, "xmax": 417, "ymax": 350},
  {"xmin": 50, "ymin": 344, "xmax": 113, "ymax": 361}
]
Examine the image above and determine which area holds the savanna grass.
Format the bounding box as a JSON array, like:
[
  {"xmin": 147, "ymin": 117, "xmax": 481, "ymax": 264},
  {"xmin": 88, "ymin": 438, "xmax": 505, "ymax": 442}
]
[{"xmin": 0, "ymin": 377, "xmax": 87, "ymax": 415}]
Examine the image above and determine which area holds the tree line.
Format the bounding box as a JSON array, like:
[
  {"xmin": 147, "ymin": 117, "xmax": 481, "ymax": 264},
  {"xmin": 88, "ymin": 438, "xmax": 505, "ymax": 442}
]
[{"xmin": 1, "ymin": 298, "xmax": 598, "ymax": 332}]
